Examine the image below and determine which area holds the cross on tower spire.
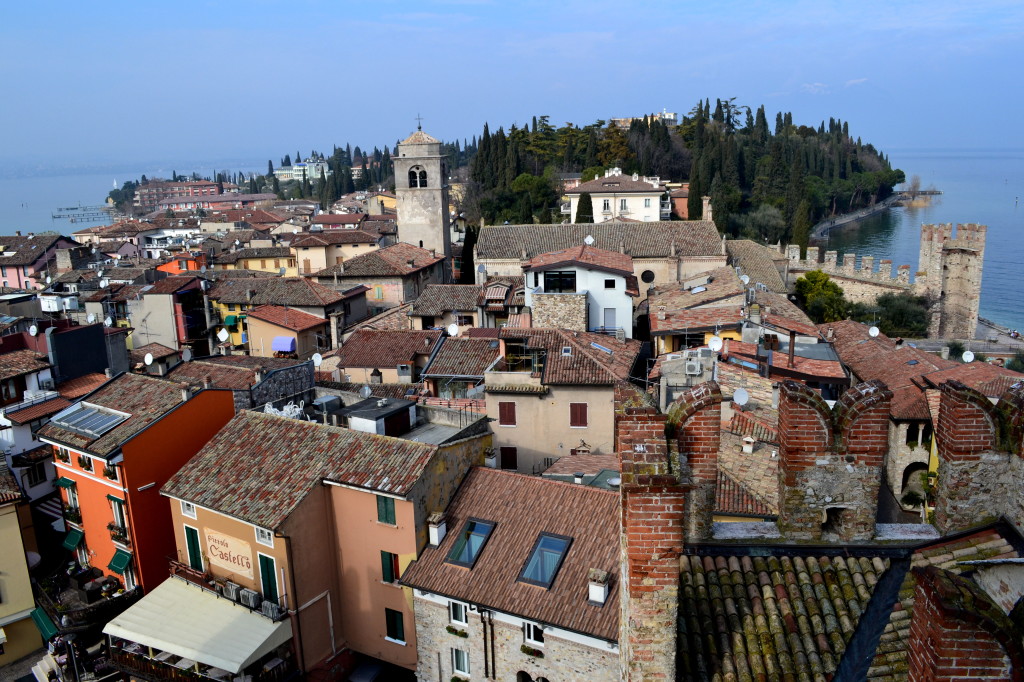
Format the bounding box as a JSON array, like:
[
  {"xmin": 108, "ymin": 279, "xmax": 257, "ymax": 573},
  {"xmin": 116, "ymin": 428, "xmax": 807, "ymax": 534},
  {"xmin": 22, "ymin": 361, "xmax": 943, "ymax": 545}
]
[{"xmin": 415, "ymin": 113, "xmax": 423, "ymax": 131}]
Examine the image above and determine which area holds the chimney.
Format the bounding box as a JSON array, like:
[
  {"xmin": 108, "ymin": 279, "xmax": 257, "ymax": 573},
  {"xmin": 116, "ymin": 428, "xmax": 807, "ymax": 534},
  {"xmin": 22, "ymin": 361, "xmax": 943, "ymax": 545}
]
[
  {"xmin": 254, "ymin": 365, "xmax": 265, "ymax": 383},
  {"xmin": 180, "ymin": 382, "xmax": 192, "ymax": 402},
  {"xmin": 428, "ymin": 512, "xmax": 447, "ymax": 547},
  {"xmin": 573, "ymin": 472, "xmax": 585, "ymax": 485},
  {"xmin": 672, "ymin": 381, "xmax": 722, "ymax": 541},
  {"xmin": 618, "ymin": 407, "xmax": 682, "ymax": 681},
  {"xmin": 105, "ymin": 368, "xmax": 114, "ymax": 378},
  {"xmin": 588, "ymin": 568, "xmax": 610, "ymax": 605},
  {"xmin": 15, "ymin": 230, "xmax": 21, "ymax": 237},
  {"xmin": 247, "ymin": 288, "xmax": 255, "ymax": 301},
  {"xmin": 203, "ymin": 375, "xmax": 212, "ymax": 389},
  {"xmin": 787, "ymin": 330, "xmax": 796, "ymax": 368}
]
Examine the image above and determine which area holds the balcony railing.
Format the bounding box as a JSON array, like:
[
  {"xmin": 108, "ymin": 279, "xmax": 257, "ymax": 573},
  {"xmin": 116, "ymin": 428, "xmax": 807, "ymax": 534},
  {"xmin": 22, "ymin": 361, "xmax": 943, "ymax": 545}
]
[
  {"xmin": 108, "ymin": 523, "xmax": 130, "ymax": 545},
  {"xmin": 110, "ymin": 647, "xmax": 296, "ymax": 682},
  {"xmin": 168, "ymin": 560, "xmax": 288, "ymax": 622}
]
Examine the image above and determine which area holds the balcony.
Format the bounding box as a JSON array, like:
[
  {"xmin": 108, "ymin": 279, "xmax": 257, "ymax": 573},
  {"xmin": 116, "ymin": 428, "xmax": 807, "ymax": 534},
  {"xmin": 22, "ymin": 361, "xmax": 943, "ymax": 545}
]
[
  {"xmin": 108, "ymin": 522, "xmax": 130, "ymax": 546},
  {"xmin": 109, "ymin": 645, "xmax": 296, "ymax": 682},
  {"xmin": 64, "ymin": 505, "xmax": 82, "ymax": 524},
  {"xmin": 168, "ymin": 560, "xmax": 288, "ymax": 622},
  {"xmin": 560, "ymin": 202, "xmax": 571, "ymax": 215},
  {"xmin": 34, "ymin": 566, "xmax": 142, "ymax": 632}
]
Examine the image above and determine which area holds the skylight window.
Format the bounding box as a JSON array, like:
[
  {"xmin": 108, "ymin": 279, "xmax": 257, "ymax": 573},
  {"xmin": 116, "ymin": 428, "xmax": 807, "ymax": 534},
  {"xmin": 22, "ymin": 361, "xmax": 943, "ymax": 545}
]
[
  {"xmin": 50, "ymin": 403, "xmax": 129, "ymax": 438},
  {"xmin": 518, "ymin": 533, "xmax": 572, "ymax": 588},
  {"xmin": 446, "ymin": 519, "xmax": 495, "ymax": 568}
]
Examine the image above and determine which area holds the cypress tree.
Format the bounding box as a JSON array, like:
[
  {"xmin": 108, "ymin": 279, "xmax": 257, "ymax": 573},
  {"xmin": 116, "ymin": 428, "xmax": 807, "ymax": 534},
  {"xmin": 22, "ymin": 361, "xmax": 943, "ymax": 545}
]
[{"xmin": 576, "ymin": 192, "xmax": 594, "ymax": 223}]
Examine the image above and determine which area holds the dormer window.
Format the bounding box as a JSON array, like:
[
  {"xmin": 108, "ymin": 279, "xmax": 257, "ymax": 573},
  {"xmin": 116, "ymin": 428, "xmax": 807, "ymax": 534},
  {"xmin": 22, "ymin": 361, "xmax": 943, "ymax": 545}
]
[
  {"xmin": 518, "ymin": 533, "xmax": 572, "ymax": 588},
  {"xmin": 561, "ymin": 346, "xmax": 572, "ymax": 356},
  {"xmin": 446, "ymin": 518, "xmax": 495, "ymax": 568}
]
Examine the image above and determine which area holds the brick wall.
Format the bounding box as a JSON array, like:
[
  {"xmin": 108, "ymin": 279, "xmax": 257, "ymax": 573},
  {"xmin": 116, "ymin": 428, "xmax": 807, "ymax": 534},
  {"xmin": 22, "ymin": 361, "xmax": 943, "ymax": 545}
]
[
  {"xmin": 907, "ymin": 566, "xmax": 1021, "ymax": 682},
  {"xmin": 777, "ymin": 380, "xmax": 891, "ymax": 541},
  {"xmin": 618, "ymin": 407, "xmax": 683, "ymax": 681},
  {"xmin": 667, "ymin": 381, "xmax": 722, "ymax": 541}
]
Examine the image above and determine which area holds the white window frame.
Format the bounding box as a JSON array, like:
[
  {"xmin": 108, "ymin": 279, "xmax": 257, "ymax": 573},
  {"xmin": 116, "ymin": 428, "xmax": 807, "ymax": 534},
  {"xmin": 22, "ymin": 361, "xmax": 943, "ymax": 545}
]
[
  {"xmin": 602, "ymin": 199, "xmax": 610, "ymax": 211},
  {"xmin": 111, "ymin": 497, "xmax": 127, "ymax": 529},
  {"xmin": 644, "ymin": 197, "xmax": 652, "ymax": 208},
  {"xmin": 76, "ymin": 542, "xmax": 89, "ymax": 567},
  {"xmin": 451, "ymin": 647, "xmax": 470, "ymax": 676},
  {"xmin": 525, "ymin": 622, "xmax": 545, "ymax": 647},
  {"xmin": 255, "ymin": 526, "xmax": 274, "ymax": 548},
  {"xmin": 180, "ymin": 500, "xmax": 197, "ymax": 519},
  {"xmin": 620, "ymin": 198, "xmax": 627, "ymax": 211},
  {"xmin": 449, "ymin": 601, "xmax": 468, "ymax": 626}
]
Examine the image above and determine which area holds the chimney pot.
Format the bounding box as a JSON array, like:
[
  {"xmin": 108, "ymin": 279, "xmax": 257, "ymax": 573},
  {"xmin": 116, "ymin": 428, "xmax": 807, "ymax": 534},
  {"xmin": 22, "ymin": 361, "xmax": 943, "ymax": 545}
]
[
  {"xmin": 180, "ymin": 383, "xmax": 192, "ymax": 402},
  {"xmin": 428, "ymin": 512, "xmax": 447, "ymax": 547},
  {"xmin": 573, "ymin": 472, "xmax": 585, "ymax": 485},
  {"xmin": 588, "ymin": 568, "xmax": 610, "ymax": 604}
]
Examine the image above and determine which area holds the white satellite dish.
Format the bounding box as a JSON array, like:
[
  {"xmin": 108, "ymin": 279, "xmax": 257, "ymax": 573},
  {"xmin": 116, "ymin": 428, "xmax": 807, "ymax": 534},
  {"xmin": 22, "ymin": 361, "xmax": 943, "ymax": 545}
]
[
  {"xmin": 217, "ymin": 328, "xmax": 230, "ymax": 343},
  {"xmin": 734, "ymin": 388, "xmax": 750, "ymax": 407},
  {"xmin": 962, "ymin": 350, "xmax": 975, "ymax": 363},
  {"xmin": 359, "ymin": 385, "xmax": 372, "ymax": 399},
  {"xmin": 312, "ymin": 352, "xmax": 323, "ymax": 367},
  {"xmin": 87, "ymin": 313, "xmax": 96, "ymax": 324},
  {"xmin": 739, "ymin": 274, "xmax": 750, "ymax": 285},
  {"xmin": 100, "ymin": 279, "xmax": 109, "ymax": 289},
  {"xmin": 144, "ymin": 353, "xmax": 154, "ymax": 366},
  {"xmin": 584, "ymin": 234, "xmax": 595, "ymax": 246},
  {"xmin": 476, "ymin": 264, "xmax": 486, "ymax": 274},
  {"xmin": 446, "ymin": 323, "xmax": 459, "ymax": 337},
  {"xmin": 182, "ymin": 348, "xmax": 193, "ymax": 362},
  {"xmin": 46, "ymin": 275, "xmax": 52, "ymax": 284},
  {"xmin": 200, "ymin": 265, "xmax": 207, "ymax": 273},
  {"xmin": 28, "ymin": 325, "xmax": 38, "ymax": 337},
  {"xmin": 278, "ymin": 267, "xmax": 287, "ymax": 276},
  {"xmin": 103, "ymin": 317, "xmax": 113, "ymax": 327},
  {"xmin": 97, "ymin": 270, "xmax": 104, "ymax": 278},
  {"xmin": 708, "ymin": 336, "xmax": 723, "ymax": 352},
  {"xmin": 868, "ymin": 326, "xmax": 880, "ymax": 338}
]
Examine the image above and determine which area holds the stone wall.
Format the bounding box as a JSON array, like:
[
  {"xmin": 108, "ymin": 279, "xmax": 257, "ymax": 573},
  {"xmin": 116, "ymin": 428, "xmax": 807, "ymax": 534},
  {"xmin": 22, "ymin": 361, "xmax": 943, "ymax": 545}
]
[
  {"xmin": 531, "ymin": 292, "xmax": 587, "ymax": 331},
  {"xmin": 250, "ymin": 362, "xmax": 316, "ymax": 411},
  {"xmin": 412, "ymin": 596, "xmax": 618, "ymax": 682},
  {"xmin": 618, "ymin": 407, "xmax": 684, "ymax": 681},
  {"xmin": 777, "ymin": 380, "xmax": 891, "ymax": 542},
  {"xmin": 886, "ymin": 420, "xmax": 931, "ymax": 497},
  {"xmin": 933, "ymin": 381, "xmax": 1024, "ymax": 535}
]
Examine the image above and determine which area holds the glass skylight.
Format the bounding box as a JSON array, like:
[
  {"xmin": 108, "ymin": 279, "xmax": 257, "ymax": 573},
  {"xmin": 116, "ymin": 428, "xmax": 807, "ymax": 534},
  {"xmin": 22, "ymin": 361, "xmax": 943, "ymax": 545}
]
[
  {"xmin": 519, "ymin": 533, "xmax": 572, "ymax": 588},
  {"xmin": 446, "ymin": 519, "xmax": 495, "ymax": 568}
]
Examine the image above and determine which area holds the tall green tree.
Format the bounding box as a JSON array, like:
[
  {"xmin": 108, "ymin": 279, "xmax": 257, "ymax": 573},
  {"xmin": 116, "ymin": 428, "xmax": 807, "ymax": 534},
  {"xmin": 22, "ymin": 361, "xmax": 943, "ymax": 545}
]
[{"xmin": 576, "ymin": 192, "xmax": 594, "ymax": 223}]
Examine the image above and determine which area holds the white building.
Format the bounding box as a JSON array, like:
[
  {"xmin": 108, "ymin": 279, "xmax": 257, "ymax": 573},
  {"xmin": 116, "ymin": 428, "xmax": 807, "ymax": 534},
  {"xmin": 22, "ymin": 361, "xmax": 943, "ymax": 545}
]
[
  {"xmin": 522, "ymin": 244, "xmax": 638, "ymax": 337},
  {"xmin": 565, "ymin": 167, "xmax": 670, "ymax": 223}
]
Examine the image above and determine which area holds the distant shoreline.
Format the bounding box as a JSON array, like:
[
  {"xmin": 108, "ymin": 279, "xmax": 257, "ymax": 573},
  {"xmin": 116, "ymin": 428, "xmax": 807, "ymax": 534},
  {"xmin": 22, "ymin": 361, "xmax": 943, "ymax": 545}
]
[{"xmin": 810, "ymin": 195, "xmax": 901, "ymax": 242}]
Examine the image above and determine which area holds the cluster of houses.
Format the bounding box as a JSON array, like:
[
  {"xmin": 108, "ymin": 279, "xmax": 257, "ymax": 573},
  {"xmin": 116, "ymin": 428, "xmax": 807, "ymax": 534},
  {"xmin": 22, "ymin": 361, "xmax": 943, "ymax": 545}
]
[{"xmin": 1, "ymin": 128, "xmax": 1024, "ymax": 682}]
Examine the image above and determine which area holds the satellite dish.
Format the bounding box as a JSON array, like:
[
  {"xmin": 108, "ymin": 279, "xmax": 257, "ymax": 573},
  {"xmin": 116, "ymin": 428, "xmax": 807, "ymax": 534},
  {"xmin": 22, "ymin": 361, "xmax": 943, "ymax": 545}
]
[
  {"xmin": 200, "ymin": 265, "xmax": 207, "ymax": 273},
  {"xmin": 217, "ymin": 328, "xmax": 230, "ymax": 343},
  {"xmin": 868, "ymin": 326, "xmax": 880, "ymax": 337},
  {"xmin": 91, "ymin": 247, "xmax": 97, "ymax": 254},
  {"xmin": 103, "ymin": 317, "xmax": 113, "ymax": 327},
  {"xmin": 708, "ymin": 336, "xmax": 723, "ymax": 352},
  {"xmin": 182, "ymin": 348, "xmax": 193, "ymax": 362},
  {"xmin": 234, "ymin": 239, "xmax": 240, "ymax": 246},
  {"xmin": 279, "ymin": 267, "xmax": 287, "ymax": 276},
  {"xmin": 739, "ymin": 274, "xmax": 750, "ymax": 285},
  {"xmin": 46, "ymin": 275, "xmax": 52, "ymax": 284},
  {"xmin": 144, "ymin": 353, "xmax": 154, "ymax": 366},
  {"xmin": 446, "ymin": 323, "xmax": 459, "ymax": 337},
  {"xmin": 476, "ymin": 264, "xmax": 486, "ymax": 274},
  {"xmin": 97, "ymin": 270, "xmax": 104, "ymax": 278},
  {"xmin": 312, "ymin": 352, "xmax": 323, "ymax": 367},
  {"xmin": 359, "ymin": 385, "xmax": 372, "ymax": 399},
  {"xmin": 734, "ymin": 388, "xmax": 750, "ymax": 407},
  {"xmin": 962, "ymin": 350, "xmax": 975, "ymax": 363},
  {"xmin": 87, "ymin": 313, "xmax": 96, "ymax": 324},
  {"xmin": 29, "ymin": 325, "xmax": 38, "ymax": 337},
  {"xmin": 584, "ymin": 234, "xmax": 595, "ymax": 246},
  {"xmin": 100, "ymin": 279, "xmax": 109, "ymax": 288}
]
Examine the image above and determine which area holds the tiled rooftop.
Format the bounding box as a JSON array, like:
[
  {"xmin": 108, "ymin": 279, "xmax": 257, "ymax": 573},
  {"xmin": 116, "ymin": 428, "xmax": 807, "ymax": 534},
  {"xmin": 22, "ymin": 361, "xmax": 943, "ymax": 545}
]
[
  {"xmin": 209, "ymin": 277, "xmax": 344, "ymax": 307},
  {"xmin": 289, "ymin": 230, "xmax": 379, "ymax": 247},
  {"xmin": 680, "ymin": 553, "xmax": 889, "ymax": 681},
  {"xmin": 495, "ymin": 328, "xmax": 644, "ymax": 386},
  {"xmin": 246, "ymin": 305, "xmax": 327, "ymax": 332},
  {"xmin": 400, "ymin": 467, "xmax": 620, "ymax": 641},
  {"xmin": 0, "ymin": 461, "xmax": 21, "ymax": 504},
  {"xmin": 422, "ymin": 337, "xmax": 500, "ymax": 378},
  {"xmin": 475, "ymin": 221, "xmax": 723, "ymax": 260},
  {"xmin": 212, "ymin": 247, "xmax": 291, "ymax": 264},
  {"xmin": 3, "ymin": 395, "xmax": 72, "ymax": 425},
  {"xmin": 0, "ymin": 233, "xmax": 67, "ymax": 266},
  {"xmin": 0, "ymin": 349, "xmax": 50, "ymax": 381},
  {"xmin": 409, "ymin": 285, "xmax": 484, "ymax": 316},
  {"xmin": 726, "ymin": 239, "xmax": 788, "ymax": 293},
  {"xmin": 130, "ymin": 343, "xmax": 177, "ymax": 366},
  {"xmin": 37, "ymin": 373, "xmax": 186, "ymax": 457},
  {"xmin": 335, "ymin": 329, "xmax": 442, "ymax": 369},
  {"xmin": 524, "ymin": 244, "xmax": 634, "ymax": 276},
  {"xmin": 344, "ymin": 303, "xmax": 413, "ymax": 333},
  {"xmin": 162, "ymin": 410, "xmax": 440, "ymax": 529},
  {"xmin": 57, "ymin": 373, "xmax": 108, "ymax": 399},
  {"xmin": 315, "ymin": 242, "xmax": 445, "ymax": 278}
]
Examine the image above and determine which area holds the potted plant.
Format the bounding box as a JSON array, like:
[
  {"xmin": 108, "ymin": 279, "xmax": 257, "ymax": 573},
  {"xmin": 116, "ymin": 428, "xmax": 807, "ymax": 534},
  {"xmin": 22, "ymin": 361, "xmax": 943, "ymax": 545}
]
[
  {"xmin": 64, "ymin": 505, "xmax": 82, "ymax": 524},
  {"xmin": 446, "ymin": 625, "xmax": 469, "ymax": 637},
  {"xmin": 56, "ymin": 449, "xmax": 70, "ymax": 463},
  {"xmin": 77, "ymin": 455, "xmax": 93, "ymax": 471},
  {"xmin": 520, "ymin": 644, "xmax": 544, "ymax": 658},
  {"xmin": 103, "ymin": 465, "xmax": 117, "ymax": 480}
]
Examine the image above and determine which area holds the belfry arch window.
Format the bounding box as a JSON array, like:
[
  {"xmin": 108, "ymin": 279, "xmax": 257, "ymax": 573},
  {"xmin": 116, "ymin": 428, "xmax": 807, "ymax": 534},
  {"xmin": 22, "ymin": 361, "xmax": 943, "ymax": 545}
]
[{"xmin": 408, "ymin": 166, "xmax": 428, "ymax": 188}]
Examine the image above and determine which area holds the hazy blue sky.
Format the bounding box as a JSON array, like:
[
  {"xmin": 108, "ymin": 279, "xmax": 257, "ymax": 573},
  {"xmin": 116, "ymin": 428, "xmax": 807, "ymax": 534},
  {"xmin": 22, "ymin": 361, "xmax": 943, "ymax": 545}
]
[{"xmin": 2, "ymin": 0, "xmax": 1021, "ymax": 172}]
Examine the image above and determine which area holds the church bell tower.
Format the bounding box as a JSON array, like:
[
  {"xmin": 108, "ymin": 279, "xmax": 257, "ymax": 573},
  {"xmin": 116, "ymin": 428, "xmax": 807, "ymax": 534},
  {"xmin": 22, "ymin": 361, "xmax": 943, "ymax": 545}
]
[{"xmin": 394, "ymin": 126, "xmax": 452, "ymax": 264}]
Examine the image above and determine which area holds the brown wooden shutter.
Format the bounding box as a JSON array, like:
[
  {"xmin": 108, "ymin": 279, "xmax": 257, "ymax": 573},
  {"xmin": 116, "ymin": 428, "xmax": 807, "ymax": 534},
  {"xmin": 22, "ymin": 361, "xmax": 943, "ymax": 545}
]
[
  {"xmin": 570, "ymin": 402, "xmax": 588, "ymax": 427},
  {"xmin": 499, "ymin": 401, "xmax": 516, "ymax": 426}
]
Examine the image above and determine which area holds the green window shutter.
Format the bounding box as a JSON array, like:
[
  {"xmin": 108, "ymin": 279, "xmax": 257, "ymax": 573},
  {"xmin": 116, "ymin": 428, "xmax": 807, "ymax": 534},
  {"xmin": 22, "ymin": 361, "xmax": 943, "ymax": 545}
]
[
  {"xmin": 381, "ymin": 551, "xmax": 394, "ymax": 583},
  {"xmin": 377, "ymin": 495, "xmax": 395, "ymax": 525},
  {"xmin": 385, "ymin": 608, "xmax": 405, "ymax": 641},
  {"xmin": 259, "ymin": 554, "xmax": 278, "ymax": 604},
  {"xmin": 62, "ymin": 528, "xmax": 84, "ymax": 550},
  {"xmin": 55, "ymin": 477, "xmax": 75, "ymax": 488},
  {"xmin": 185, "ymin": 526, "xmax": 203, "ymax": 572}
]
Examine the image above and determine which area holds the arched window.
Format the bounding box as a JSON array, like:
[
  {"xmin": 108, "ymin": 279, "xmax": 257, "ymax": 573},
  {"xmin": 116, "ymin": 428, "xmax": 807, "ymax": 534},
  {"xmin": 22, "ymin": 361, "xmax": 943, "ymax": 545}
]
[
  {"xmin": 516, "ymin": 673, "xmax": 533, "ymax": 682},
  {"xmin": 418, "ymin": 169, "xmax": 428, "ymax": 187},
  {"xmin": 408, "ymin": 169, "xmax": 418, "ymax": 188}
]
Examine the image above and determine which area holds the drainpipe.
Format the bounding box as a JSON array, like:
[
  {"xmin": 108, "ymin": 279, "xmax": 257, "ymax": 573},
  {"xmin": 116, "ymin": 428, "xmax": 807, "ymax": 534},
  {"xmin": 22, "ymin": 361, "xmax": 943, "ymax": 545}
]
[
  {"xmin": 788, "ymin": 330, "xmax": 796, "ymax": 369},
  {"xmin": 283, "ymin": 535, "xmax": 306, "ymax": 673}
]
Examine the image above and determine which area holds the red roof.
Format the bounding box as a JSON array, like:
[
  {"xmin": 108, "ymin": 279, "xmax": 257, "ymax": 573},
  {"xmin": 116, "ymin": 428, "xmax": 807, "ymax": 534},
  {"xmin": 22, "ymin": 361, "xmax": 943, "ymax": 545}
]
[
  {"xmin": 4, "ymin": 396, "xmax": 72, "ymax": 425},
  {"xmin": 524, "ymin": 244, "xmax": 633, "ymax": 276},
  {"xmin": 247, "ymin": 305, "xmax": 328, "ymax": 332}
]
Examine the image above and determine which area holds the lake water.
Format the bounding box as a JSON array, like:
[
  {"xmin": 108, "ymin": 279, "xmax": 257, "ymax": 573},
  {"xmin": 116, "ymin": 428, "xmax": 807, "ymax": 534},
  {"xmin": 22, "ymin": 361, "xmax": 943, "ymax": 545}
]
[
  {"xmin": 2, "ymin": 151, "xmax": 1022, "ymax": 329},
  {"xmin": 813, "ymin": 149, "xmax": 1024, "ymax": 332}
]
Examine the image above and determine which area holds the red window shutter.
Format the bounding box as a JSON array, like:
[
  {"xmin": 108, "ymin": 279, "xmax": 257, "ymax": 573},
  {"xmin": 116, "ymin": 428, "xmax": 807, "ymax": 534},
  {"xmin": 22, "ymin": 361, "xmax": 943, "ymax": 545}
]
[
  {"xmin": 499, "ymin": 402, "xmax": 516, "ymax": 426},
  {"xmin": 570, "ymin": 403, "xmax": 588, "ymax": 427}
]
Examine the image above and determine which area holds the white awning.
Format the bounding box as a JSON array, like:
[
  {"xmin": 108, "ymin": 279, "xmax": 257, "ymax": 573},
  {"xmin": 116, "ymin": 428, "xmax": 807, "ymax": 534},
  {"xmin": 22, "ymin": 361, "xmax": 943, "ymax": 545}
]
[{"xmin": 103, "ymin": 577, "xmax": 292, "ymax": 673}]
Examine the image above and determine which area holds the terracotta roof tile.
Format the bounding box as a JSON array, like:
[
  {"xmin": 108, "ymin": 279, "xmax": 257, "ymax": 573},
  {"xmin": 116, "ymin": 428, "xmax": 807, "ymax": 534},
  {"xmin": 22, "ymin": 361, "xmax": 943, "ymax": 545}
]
[
  {"xmin": 569, "ymin": 172, "xmax": 664, "ymax": 195},
  {"xmin": 543, "ymin": 453, "xmax": 619, "ymax": 476},
  {"xmin": 400, "ymin": 467, "xmax": 620, "ymax": 641},
  {"xmin": 289, "ymin": 230, "xmax": 379, "ymax": 247},
  {"xmin": 423, "ymin": 338, "xmax": 500, "ymax": 378},
  {"xmin": 0, "ymin": 461, "xmax": 21, "ymax": 504},
  {"xmin": 212, "ymin": 247, "xmax": 291, "ymax": 264},
  {"xmin": 310, "ymin": 213, "xmax": 367, "ymax": 226},
  {"xmin": 315, "ymin": 243, "xmax": 445, "ymax": 278},
  {"xmin": 496, "ymin": 328, "xmax": 645, "ymax": 385},
  {"xmin": 726, "ymin": 239, "xmax": 788, "ymax": 293},
  {"xmin": 247, "ymin": 305, "xmax": 328, "ymax": 332},
  {"xmin": 524, "ymin": 244, "xmax": 633, "ymax": 276},
  {"xmin": 130, "ymin": 343, "xmax": 177, "ymax": 366},
  {"xmin": 37, "ymin": 373, "xmax": 187, "ymax": 457},
  {"xmin": 0, "ymin": 349, "xmax": 50, "ymax": 381},
  {"xmin": 168, "ymin": 356, "xmax": 305, "ymax": 391},
  {"xmin": 920, "ymin": 361, "xmax": 1024, "ymax": 396},
  {"xmin": 209, "ymin": 277, "xmax": 344, "ymax": 307},
  {"xmin": 475, "ymin": 221, "xmax": 722, "ymax": 261},
  {"xmin": 0, "ymin": 233, "xmax": 68, "ymax": 266},
  {"xmin": 3, "ymin": 396, "xmax": 72, "ymax": 425},
  {"xmin": 162, "ymin": 410, "xmax": 441, "ymax": 529},
  {"xmin": 410, "ymin": 285, "xmax": 484, "ymax": 316},
  {"xmin": 345, "ymin": 303, "xmax": 413, "ymax": 333},
  {"xmin": 336, "ymin": 329, "xmax": 442, "ymax": 369},
  {"xmin": 57, "ymin": 373, "xmax": 108, "ymax": 399}
]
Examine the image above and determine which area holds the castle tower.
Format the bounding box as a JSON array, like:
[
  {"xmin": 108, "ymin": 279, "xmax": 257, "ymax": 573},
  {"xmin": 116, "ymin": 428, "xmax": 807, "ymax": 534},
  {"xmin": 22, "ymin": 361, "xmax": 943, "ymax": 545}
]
[
  {"xmin": 917, "ymin": 223, "xmax": 986, "ymax": 339},
  {"xmin": 394, "ymin": 128, "xmax": 452, "ymax": 265}
]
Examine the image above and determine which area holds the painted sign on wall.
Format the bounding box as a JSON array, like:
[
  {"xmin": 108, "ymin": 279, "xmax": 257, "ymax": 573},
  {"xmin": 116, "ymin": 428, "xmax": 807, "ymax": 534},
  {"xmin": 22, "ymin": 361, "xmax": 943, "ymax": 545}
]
[{"xmin": 204, "ymin": 528, "xmax": 253, "ymax": 579}]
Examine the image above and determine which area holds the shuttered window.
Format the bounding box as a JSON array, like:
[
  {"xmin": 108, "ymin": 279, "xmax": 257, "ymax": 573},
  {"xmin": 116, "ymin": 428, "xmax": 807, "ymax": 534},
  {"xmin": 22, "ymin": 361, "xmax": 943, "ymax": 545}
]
[
  {"xmin": 569, "ymin": 402, "xmax": 588, "ymax": 427},
  {"xmin": 498, "ymin": 401, "xmax": 516, "ymax": 426},
  {"xmin": 381, "ymin": 551, "xmax": 400, "ymax": 583}
]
